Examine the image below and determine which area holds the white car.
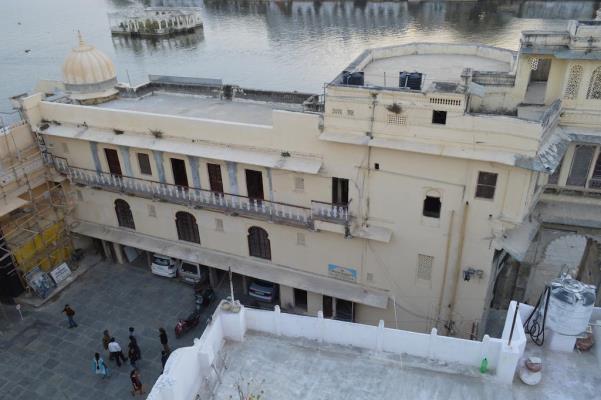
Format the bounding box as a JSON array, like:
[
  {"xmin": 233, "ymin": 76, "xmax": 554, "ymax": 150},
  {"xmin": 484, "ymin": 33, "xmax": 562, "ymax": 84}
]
[{"xmin": 151, "ymin": 254, "xmax": 178, "ymax": 278}]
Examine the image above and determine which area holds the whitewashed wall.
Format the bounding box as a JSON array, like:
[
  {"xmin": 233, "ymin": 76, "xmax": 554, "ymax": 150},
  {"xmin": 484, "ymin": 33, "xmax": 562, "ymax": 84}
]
[{"xmin": 148, "ymin": 301, "xmax": 526, "ymax": 399}]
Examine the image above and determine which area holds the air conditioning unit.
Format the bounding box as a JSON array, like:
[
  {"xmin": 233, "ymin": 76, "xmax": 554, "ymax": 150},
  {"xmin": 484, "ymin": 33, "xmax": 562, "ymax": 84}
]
[{"xmin": 399, "ymin": 72, "xmax": 423, "ymax": 90}]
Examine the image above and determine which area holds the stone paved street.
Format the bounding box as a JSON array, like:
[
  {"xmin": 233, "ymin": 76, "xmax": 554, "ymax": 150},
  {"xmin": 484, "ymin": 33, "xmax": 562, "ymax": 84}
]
[{"xmin": 0, "ymin": 259, "xmax": 221, "ymax": 400}]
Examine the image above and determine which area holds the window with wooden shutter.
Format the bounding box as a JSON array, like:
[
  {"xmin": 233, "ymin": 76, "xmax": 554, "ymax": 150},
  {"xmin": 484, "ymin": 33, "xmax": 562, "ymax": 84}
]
[
  {"xmin": 248, "ymin": 226, "xmax": 271, "ymax": 260},
  {"xmin": 115, "ymin": 199, "xmax": 135, "ymax": 229},
  {"xmin": 175, "ymin": 211, "xmax": 200, "ymax": 244}
]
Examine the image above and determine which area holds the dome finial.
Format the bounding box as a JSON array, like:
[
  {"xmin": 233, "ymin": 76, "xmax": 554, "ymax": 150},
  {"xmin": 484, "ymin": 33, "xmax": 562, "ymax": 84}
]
[{"xmin": 77, "ymin": 30, "xmax": 84, "ymax": 46}]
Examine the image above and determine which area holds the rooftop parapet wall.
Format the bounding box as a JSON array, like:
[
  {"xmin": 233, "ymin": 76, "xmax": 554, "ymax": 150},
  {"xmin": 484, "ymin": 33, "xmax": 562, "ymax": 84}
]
[
  {"xmin": 330, "ymin": 43, "xmax": 517, "ymax": 90},
  {"xmin": 147, "ymin": 301, "xmax": 526, "ymax": 399},
  {"xmin": 521, "ymin": 20, "xmax": 601, "ymax": 52}
]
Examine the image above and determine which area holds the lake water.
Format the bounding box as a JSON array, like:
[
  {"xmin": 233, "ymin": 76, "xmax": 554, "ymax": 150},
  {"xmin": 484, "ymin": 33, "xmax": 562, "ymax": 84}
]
[{"xmin": 0, "ymin": 0, "xmax": 598, "ymax": 121}]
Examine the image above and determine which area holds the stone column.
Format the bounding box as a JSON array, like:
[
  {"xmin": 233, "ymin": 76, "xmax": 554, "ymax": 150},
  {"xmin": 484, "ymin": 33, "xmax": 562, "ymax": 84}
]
[
  {"xmin": 90, "ymin": 142, "xmax": 102, "ymax": 173},
  {"xmin": 208, "ymin": 267, "xmax": 219, "ymax": 289},
  {"xmin": 118, "ymin": 146, "xmax": 133, "ymax": 176},
  {"xmin": 226, "ymin": 161, "xmax": 238, "ymax": 194},
  {"xmin": 101, "ymin": 240, "xmax": 113, "ymax": 261},
  {"xmin": 113, "ymin": 242, "xmax": 125, "ymax": 265}
]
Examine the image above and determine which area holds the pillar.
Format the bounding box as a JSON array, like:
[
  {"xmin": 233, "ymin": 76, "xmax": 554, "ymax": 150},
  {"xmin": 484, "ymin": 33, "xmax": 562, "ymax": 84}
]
[
  {"xmin": 307, "ymin": 292, "xmax": 322, "ymax": 315},
  {"xmin": 241, "ymin": 275, "xmax": 249, "ymax": 295},
  {"xmin": 279, "ymin": 285, "xmax": 294, "ymax": 309},
  {"xmin": 188, "ymin": 155, "xmax": 201, "ymax": 189},
  {"xmin": 153, "ymin": 150, "xmax": 166, "ymax": 183},
  {"xmin": 266, "ymin": 167, "xmax": 274, "ymax": 202},
  {"xmin": 90, "ymin": 142, "xmax": 102, "ymax": 173},
  {"xmin": 226, "ymin": 161, "xmax": 238, "ymax": 194},
  {"xmin": 113, "ymin": 242, "xmax": 125, "ymax": 265},
  {"xmin": 208, "ymin": 267, "xmax": 219, "ymax": 289},
  {"xmin": 146, "ymin": 251, "xmax": 152, "ymax": 268},
  {"xmin": 101, "ymin": 240, "xmax": 112, "ymax": 261},
  {"xmin": 118, "ymin": 146, "xmax": 133, "ymax": 176}
]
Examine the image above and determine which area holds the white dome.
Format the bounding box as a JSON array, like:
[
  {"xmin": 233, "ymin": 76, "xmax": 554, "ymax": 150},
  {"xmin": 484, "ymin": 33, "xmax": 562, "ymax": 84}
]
[{"xmin": 61, "ymin": 33, "xmax": 118, "ymax": 103}]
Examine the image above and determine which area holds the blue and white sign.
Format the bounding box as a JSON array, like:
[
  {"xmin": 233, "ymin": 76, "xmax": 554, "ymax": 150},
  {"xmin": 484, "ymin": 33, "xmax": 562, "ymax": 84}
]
[{"xmin": 328, "ymin": 264, "xmax": 357, "ymax": 282}]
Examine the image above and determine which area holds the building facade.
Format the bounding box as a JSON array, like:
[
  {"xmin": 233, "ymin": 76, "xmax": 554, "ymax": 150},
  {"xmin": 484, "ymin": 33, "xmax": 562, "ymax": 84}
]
[{"xmin": 12, "ymin": 21, "xmax": 601, "ymax": 337}]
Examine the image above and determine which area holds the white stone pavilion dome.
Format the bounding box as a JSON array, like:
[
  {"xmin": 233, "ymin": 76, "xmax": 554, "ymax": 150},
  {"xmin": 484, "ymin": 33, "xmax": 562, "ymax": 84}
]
[{"xmin": 61, "ymin": 32, "xmax": 118, "ymax": 104}]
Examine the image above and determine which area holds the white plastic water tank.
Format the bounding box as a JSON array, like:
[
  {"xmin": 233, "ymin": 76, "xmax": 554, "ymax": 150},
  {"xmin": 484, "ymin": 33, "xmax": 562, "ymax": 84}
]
[{"xmin": 546, "ymin": 276, "xmax": 596, "ymax": 336}]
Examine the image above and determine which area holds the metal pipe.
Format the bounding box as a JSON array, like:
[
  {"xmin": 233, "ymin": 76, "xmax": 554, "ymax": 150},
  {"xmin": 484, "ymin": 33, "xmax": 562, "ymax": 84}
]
[
  {"xmin": 508, "ymin": 302, "xmax": 520, "ymax": 346},
  {"xmin": 447, "ymin": 201, "xmax": 469, "ymax": 335},
  {"xmin": 436, "ymin": 209, "xmax": 455, "ymax": 330}
]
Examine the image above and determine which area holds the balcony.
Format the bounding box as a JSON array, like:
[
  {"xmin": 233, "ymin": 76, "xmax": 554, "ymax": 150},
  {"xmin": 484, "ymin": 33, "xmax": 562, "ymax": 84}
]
[
  {"xmin": 543, "ymin": 183, "xmax": 601, "ymax": 199},
  {"xmin": 45, "ymin": 154, "xmax": 350, "ymax": 229}
]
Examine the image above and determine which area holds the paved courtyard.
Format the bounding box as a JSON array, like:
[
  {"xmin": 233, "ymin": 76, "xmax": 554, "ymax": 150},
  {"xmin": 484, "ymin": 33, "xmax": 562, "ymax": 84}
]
[{"xmin": 0, "ymin": 258, "xmax": 220, "ymax": 400}]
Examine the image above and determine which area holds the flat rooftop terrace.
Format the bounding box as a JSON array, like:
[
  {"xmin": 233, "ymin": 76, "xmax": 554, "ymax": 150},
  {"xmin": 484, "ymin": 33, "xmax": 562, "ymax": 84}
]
[
  {"xmin": 95, "ymin": 92, "xmax": 305, "ymax": 126},
  {"xmin": 211, "ymin": 333, "xmax": 600, "ymax": 400},
  {"xmin": 213, "ymin": 332, "xmax": 509, "ymax": 400},
  {"xmin": 363, "ymin": 53, "xmax": 511, "ymax": 88}
]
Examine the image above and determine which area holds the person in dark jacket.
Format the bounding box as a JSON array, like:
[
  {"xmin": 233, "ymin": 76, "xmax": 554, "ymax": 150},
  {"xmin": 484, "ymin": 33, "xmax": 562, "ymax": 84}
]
[
  {"xmin": 128, "ymin": 341, "xmax": 139, "ymax": 368},
  {"xmin": 159, "ymin": 327, "xmax": 170, "ymax": 354},
  {"xmin": 62, "ymin": 304, "xmax": 77, "ymax": 328},
  {"xmin": 129, "ymin": 327, "xmax": 142, "ymax": 360},
  {"xmin": 161, "ymin": 350, "xmax": 169, "ymax": 372}
]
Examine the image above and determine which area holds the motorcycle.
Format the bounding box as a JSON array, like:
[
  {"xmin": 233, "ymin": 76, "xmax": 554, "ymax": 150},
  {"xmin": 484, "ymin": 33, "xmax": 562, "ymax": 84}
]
[
  {"xmin": 175, "ymin": 288, "xmax": 216, "ymax": 338},
  {"xmin": 175, "ymin": 309, "xmax": 201, "ymax": 338}
]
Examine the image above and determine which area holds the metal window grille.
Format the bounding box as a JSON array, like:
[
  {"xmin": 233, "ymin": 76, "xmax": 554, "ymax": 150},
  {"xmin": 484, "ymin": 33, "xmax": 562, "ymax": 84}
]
[
  {"xmin": 296, "ymin": 232, "xmax": 306, "ymax": 246},
  {"xmin": 147, "ymin": 204, "xmax": 156, "ymax": 217},
  {"xmin": 586, "ymin": 67, "xmax": 601, "ymax": 100},
  {"xmin": 215, "ymin": 218, "xmax": 224, "ymax": 232},
  {"xmin": 417, "ymin": 254, "xmax": 433, "ymax": 281},
  {"xmin": 387, "ymin": 113, "xmax": 407, "ymax": 125},
  {"xmin": 294, "ymin": 176, "xmax": 305, "ymax": 191}
]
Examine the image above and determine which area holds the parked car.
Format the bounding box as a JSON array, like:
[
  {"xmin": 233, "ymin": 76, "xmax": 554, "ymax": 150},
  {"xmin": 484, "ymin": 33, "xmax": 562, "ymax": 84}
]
[
  {"xmin": 179, "ymin": 261, "xmax": 207, "ymax": 285},
  {"xmin": 150, "ymin": 254, "xmax": 178, "ymax": 278},
  {"xmin": 248, "ymin": 279, "xmax": 278, "ymax": 303}
]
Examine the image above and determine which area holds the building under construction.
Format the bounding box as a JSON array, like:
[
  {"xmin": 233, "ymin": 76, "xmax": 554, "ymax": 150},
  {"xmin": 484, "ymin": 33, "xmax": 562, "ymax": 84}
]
[{"xmin": 0, "ymin": 120, "xmax": 74, "ymax": 304}]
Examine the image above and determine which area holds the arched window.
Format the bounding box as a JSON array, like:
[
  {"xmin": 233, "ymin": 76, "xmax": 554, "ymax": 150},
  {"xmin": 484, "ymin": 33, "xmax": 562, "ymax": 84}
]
[
  {"xmin": 248, "ymin": 226, "xmax": 271, "ymax": 260},
  {"xmin": 586, "ymin": 66, "xmax": 601, "ymax": 100},
  {"xmin": 563, "ymin": 65, "xmax": 583, "ymax": 100},
  {"xmin": 175, "ymin": 211, "xmax": 200, "ymax": 244},
  {"xmin": 115, "ymin": 199, "xmax": 135, "ymax": 229}
]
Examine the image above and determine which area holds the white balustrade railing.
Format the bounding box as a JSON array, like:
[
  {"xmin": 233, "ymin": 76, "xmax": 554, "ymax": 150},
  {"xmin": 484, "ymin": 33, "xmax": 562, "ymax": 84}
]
[
  {"xmin": 47, "ymin": 153, "xmax": 351, "ymax": 228},
  {"xmin": 311, "ymin": 200, "xmax": 349, "ymax": 223}
]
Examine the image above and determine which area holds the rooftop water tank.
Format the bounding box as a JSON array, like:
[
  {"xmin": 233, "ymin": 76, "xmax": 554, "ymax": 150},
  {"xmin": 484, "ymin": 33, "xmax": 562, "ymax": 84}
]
[
  {"xmin": 399, "ymin": 72, "xmax": 423, "ymax": 90},
  {"xmin": 546, "ymin": 276, "xmax": 596, "ymax": 336}
]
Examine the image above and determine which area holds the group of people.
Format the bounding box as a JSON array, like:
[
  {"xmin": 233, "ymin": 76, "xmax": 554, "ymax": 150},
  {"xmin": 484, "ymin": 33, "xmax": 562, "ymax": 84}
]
[{"xmin": 62, "ymin": 304, "xmax": 173, "ymax": 397}]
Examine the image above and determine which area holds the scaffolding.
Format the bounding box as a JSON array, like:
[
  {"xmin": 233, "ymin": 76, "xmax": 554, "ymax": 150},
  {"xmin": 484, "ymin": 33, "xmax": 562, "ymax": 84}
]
[{"xmin": 0, "ymin": 121, "xmax": 75, "ymax": 297}]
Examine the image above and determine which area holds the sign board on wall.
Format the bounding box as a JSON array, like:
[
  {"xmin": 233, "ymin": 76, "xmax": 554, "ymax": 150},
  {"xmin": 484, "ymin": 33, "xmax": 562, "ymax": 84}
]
[
  {"xmin": 328, "ymin": 264, "xmax": 357, "ymax": 282},
  {"xmin": 50, "ymin": 262, "xmax": 72, "ymax": 285}
]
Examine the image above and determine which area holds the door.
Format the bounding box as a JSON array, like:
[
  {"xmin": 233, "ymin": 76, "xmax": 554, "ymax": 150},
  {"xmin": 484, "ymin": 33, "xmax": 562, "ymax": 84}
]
[
  {"xmin": 104, "ymin": 148, "xmax": 122, "ymax": 176},
  {"xmin": 332, "ymin": 177, "xmax": 349, "ymax": 206},
  {"xmin": 245, "ymin": 169, "xmax": 264, "ymax": 200},
  {"xmin": 170, "ymin": 158, "xmax": 189, "ymax": 188},
  {"xmin": 207, "ymin": 163, "xmax": 224, "ymax": 193}
]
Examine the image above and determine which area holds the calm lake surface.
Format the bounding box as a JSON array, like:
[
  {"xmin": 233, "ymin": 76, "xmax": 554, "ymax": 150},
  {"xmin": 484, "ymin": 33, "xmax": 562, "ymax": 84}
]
[{"xmin": 0, "ymin": 0, "xmax": 598, "ymax": 120}]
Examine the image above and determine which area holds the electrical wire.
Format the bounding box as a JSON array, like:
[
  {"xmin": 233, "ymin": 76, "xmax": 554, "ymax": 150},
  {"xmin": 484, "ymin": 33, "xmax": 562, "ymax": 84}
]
[{"xmin": 523, "ymin": 285, "xmax": 551, "ymax": 346}]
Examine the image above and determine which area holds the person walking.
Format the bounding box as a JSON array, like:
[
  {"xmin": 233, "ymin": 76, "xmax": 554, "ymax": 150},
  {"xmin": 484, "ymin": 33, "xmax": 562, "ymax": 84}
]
[
  {"xmin": 159, "ymin": 328, "xmax": 170, "ymax": 354},
  {"xmin": 161, "ymin": 350, "xmax": 169, "ymax": 372},
  {"xmin": 128, "ymin": 341, "xmax": 139, "ymax": 368},
  {"xmin": 129, "ymin": 327, "xmax": 142, "ymax": 360},
  {"xmin": 62, "ymin": 304, "xmax": 77, "ymax": 328},
  {"xmin": 92, "ymin": 352, "xmax": 109, "ymax": 379},
  {"xmin": 130, "ymin": 369, "xmax": 145, "ymax": 396},
  {"xmin": 108, "ymin": 338, "xmax": 127, "ymax": 367},
  {"xmin": 102, "ymin": 330, "xmax": 114, "ymax": 361}
]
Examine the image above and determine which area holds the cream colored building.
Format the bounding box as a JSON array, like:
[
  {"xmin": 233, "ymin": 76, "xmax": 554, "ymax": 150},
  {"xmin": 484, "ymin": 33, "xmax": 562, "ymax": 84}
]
[{"xmin": 12, "ymin": 21, "xmax": 601, "ymax": 337}]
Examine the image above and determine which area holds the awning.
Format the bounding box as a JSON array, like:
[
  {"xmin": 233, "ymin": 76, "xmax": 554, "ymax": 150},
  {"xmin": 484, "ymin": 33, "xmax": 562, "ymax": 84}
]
[
  {"xmin": 71, "ymin": 220, "xmax": 389, "ymax": 309},
  {"xmin": 41, "ymin": 124, "xmax": 322, "ymax": 174}
]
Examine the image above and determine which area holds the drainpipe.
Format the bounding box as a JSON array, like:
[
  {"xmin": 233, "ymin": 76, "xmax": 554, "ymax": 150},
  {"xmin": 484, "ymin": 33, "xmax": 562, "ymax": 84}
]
[
  {"xmin": 436, "ymin": 209, "xmax": 455, "ymax": 331},
  {"xmin": 447, "ymin": 201, "xmax": 470, "ymax": 335}
]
